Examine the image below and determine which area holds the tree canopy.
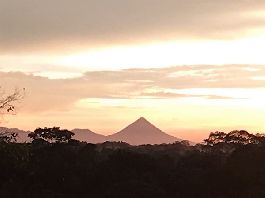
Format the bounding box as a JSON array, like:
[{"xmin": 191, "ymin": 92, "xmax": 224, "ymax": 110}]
[
  {"xmin": 28, "ymin": 127, "xmax": 74, "ymax": 143},
  {"xmin": 204, "ymin": 130, "xmax": 265, "ymax": 145}
]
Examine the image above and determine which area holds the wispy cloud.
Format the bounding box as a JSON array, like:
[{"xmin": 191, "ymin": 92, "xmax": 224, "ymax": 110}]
[{"xmin": 1, "ymin": 65, "xmax": 265, "ymax": 113}]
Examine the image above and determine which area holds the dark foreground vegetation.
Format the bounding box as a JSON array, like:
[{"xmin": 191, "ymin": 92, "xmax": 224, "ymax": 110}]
[{"xmin": 1, "ymin": 128, "xmax": 265, "ymax": 198}]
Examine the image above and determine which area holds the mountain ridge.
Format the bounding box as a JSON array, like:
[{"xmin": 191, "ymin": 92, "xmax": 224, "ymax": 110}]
[
  {"xmin": 0, "ymin": 117, "xmax": 183, "ymax": 145},
  {"xmin": 71, "ymin": 128, "xmax": 105, "ymax": 143}
]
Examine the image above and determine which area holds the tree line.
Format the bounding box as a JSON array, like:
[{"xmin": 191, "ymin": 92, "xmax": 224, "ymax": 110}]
[{"xmin": 0, "ymin": 127, "xmax": 264, "ymax": 197}]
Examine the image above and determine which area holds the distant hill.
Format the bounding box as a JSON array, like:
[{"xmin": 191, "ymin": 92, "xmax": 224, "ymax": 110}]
[
  {"xmin": 71, "ymin": 128, "xmax": 106, "ymax": 143},
  {"xmin": 107, "ymin": 117, "xmax": 181, "ymax": 145},
  {"xmin": 0, "ymin": 127, "xmax": 31, "ymax": 143}
]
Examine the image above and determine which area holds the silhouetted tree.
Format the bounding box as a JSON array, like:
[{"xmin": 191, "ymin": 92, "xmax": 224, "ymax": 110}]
[
  {"xmin": 205, "ymin": 130, "xmax": 265, "ymax": 146},
  {"xmin": 0, "ymin": 88, "xmax": 24, "ymax": 114},
  {"xmin": 28, "ymin": 127, "xmax": 74, "ymax": 143},
  {"xmin": 224, "ymin": 130, "xmax": 254, "ymax": 144},
  {"xmin": 204, "ymin": 131, "xmax": 226, "ymax": 146},
  {"xmin": 252, "ymin": 133, "xmax": 265, "ymax": 144},
  {"xmin": 179, "ymin": 140, "xmax": 190, "ymax": 146},
  {"xmin": 0, "ymin": 88, "xmax": 24, "ymax": 142},
  {"xmin": 0, "ymin": 131, "xmax": 17, "ymax": 143}
]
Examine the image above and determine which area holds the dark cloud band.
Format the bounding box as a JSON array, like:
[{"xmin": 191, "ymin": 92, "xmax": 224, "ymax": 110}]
[{"xmin": 1, "ymin": 0, "xmax": 265, "ymax": 52}]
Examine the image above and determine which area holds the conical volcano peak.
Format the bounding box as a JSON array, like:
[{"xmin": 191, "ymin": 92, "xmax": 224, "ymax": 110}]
[
  {"xmin": 136, "ymin": 117, "xmax": 149, "ymax": 122},
  {"xmin": 107, "ymin": 117, "xmax": 181, "ymax": 145},
  {"xmin": 133, "ymin": 117, "xmax": 154, "ymax": 126},
  {"xmin": 121, "ymin": 117, "xmax": 163, "ymax": 134}
]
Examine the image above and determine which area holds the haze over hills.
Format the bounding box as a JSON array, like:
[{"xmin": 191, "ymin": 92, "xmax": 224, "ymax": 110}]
[{"xmin": 0, "ymin": 117, "xmax": 183, "ymax": 145}]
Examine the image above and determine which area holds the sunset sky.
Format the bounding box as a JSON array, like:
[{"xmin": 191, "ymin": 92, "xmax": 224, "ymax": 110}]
[{"xmin": 1, "ymin": 0, "xmax": 265, "ymax": 142}]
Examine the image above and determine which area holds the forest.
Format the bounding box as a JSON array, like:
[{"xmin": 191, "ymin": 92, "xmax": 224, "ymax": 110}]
[{"xmin": 0, "ymin": 128, "xmax": 265, "ymax": 198}]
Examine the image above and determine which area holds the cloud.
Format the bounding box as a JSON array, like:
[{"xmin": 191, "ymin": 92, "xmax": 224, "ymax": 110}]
[
  {"xmin": 140, "ymin": 91, "xmax": 237, "ymax": 100},
  {"xmin": 82, "ymin": 65, "xmax": 265, "ymax": 89},
  {"xmin": 1, "ymin": 0, "xmax": 265, "ymax": 53},
  {"xmin": 0, "ymin": 65, "xmax": 265, "ymax": 113}
]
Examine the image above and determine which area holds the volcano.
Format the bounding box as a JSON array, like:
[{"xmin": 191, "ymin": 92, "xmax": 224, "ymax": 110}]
[{"xmin": 107, "ymin": 117, "xmax": 181, "ymax": 145}]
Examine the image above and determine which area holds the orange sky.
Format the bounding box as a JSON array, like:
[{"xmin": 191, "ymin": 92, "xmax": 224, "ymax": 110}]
[{"xmin": 1, "ymin": 0, "xmax": 265, "ymax": 142}]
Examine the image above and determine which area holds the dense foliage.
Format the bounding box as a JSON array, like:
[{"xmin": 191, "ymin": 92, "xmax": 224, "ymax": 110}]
[{"xmin": 0, "ymin": 129, "xmax": 265, "ymax": 197}]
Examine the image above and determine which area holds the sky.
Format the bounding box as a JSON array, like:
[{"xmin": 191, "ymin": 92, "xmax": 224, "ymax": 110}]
[{"xmin": 1, "ymin": 0, "xmax": 265, "ymax": 142}]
